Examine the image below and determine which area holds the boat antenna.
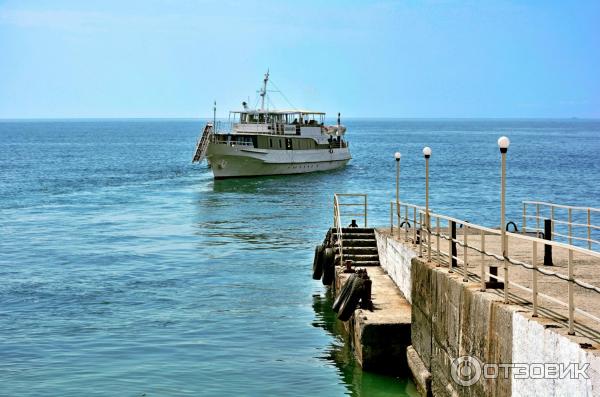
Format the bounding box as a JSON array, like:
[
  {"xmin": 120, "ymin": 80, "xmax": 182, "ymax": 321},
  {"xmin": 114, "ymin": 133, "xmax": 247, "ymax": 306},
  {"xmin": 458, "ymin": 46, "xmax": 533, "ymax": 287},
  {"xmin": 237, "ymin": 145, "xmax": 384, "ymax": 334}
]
[{"xmin": 260, "ymin": 70, "xmax": 269, "ymax": 110}]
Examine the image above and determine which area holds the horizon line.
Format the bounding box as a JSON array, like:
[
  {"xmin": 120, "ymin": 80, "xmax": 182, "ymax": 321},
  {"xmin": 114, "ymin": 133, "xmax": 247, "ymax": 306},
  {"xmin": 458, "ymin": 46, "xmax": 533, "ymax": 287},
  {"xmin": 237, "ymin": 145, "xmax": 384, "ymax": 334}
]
[{"xmin": 1, "ymin": 116, "xmax": 599, "ymax": 122}]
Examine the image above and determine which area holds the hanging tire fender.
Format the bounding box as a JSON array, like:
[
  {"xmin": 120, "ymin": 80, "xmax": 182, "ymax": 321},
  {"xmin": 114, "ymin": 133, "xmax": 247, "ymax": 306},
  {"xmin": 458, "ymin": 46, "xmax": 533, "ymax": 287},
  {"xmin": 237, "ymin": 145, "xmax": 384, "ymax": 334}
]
[
  {"xmin": 337, "ymin": 277, "xmax": 365, "ymax": 321},
  {"xmin": 312, "ymin": 244, "xmax": 325, "ymax": 280},
  {"xmin": 321, "ymin": 248, "xmax": 335, "ymax": 285},
  {"xmin": 332, "ymin": 274, "xmax": 357, "ymax": 312}
]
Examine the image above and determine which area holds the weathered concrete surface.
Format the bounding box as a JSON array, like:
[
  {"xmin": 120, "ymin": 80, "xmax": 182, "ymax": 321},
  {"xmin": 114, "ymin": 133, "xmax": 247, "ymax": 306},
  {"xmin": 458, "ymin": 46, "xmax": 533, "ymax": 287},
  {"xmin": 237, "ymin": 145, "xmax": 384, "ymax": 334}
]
[
  {"xmin": 412, "ymin": 255, "xmax": 522, "ymax": 396},
  {"xmin": 334, "ymin": 266, "xmax": 411, "ymax": 372},
  {"xmin": 376, "ymin": 229, "xmax": 416, "ymax": 304},
  {"xmin": 407, "ymin": 345, "xmax": 432, "ymax": 397},
  {"xmin": 511, "ymin": 314, "xmax": 600, "ymax": 396}
]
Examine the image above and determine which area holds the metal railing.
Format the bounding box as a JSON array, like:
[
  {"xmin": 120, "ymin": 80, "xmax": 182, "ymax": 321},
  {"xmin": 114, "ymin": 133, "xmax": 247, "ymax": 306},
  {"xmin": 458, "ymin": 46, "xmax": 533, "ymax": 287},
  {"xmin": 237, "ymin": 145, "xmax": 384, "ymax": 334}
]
[
  {"xmin": 333, "ymin": 194, "xmax": 368, "ymax": 264},
  {"xmin": 390, "ymin": 200, "xmax": 600, "ymax": 335},
  {"xmin": 523, "ymin": 201, "xmax": 600, "ymax": 250}
]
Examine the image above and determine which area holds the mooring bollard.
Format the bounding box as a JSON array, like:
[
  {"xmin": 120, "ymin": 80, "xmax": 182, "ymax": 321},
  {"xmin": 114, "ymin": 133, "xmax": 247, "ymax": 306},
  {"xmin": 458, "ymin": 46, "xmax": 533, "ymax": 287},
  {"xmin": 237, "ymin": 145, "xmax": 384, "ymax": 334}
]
[
  {"xmin": 343, "ymin": 260, "xmax": 355, "ymax": 273},
  {"xmin": 544, "ymin": 218, "xmax": 553, "ymax": 266}
]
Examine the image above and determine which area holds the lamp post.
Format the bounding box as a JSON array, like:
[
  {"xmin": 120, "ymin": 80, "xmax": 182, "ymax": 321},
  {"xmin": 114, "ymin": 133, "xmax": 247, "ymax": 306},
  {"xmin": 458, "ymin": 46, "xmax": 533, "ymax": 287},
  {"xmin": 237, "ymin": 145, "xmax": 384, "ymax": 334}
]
[
  {"xmin": 395, "ymin": 152, "xmax": 401, "ymax": 236},
  {"xmin": 498, "ymin": 136, "xmax": 510, "ymax": 303},
  {"xmin": 423, "ymin": 147, "xmax": 432, "ymax": 262}
]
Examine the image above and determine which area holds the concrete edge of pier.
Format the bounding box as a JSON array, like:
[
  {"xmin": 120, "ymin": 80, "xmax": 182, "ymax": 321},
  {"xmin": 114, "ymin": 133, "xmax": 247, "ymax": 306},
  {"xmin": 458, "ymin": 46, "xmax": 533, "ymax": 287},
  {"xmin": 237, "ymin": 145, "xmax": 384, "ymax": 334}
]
[{"xmin": 334, "ymin": 266, "xmax": 411, "ymax": 373}]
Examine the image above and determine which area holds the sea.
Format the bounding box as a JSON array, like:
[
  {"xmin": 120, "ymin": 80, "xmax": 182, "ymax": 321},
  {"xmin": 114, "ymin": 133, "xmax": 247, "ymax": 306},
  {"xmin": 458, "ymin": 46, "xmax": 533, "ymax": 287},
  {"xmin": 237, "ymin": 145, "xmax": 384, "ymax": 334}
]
[{"xmin": 1, "ymin": 119, "xmax": 599, "ymax": 396}]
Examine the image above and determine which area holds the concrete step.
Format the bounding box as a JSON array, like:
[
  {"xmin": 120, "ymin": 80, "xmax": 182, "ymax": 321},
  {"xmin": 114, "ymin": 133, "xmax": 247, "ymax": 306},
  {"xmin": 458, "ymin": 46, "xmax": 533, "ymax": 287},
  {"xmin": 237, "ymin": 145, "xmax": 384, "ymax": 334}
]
[
  {"xmin": 350, "ymin": 260, "xmax": 380, "ymax": 267},
  {"xmin": 332, "ymin": 227, "xmax": 374, "ymax": 234},
  {"xmin": 344, "ymin": 239, "xmax": 377, "ymax": 247},
  {"xmin": 340, "ymin": 233, "xmax": 375, "ymax": 239},
  {"xmin": 343, "ymin": 254, "xmax": 380, "ymax": 262},
  {"xmin": 344, "ymin": 247, "xmax": 379, "ymax": 255}
]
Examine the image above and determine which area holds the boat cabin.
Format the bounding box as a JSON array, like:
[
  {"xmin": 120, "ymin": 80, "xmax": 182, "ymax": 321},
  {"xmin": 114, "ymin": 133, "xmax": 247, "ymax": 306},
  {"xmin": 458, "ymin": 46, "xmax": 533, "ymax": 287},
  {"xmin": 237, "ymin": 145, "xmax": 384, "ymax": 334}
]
[{"xmin": 228, "ymin": 110, "xmax": 326, "ymax": 137}]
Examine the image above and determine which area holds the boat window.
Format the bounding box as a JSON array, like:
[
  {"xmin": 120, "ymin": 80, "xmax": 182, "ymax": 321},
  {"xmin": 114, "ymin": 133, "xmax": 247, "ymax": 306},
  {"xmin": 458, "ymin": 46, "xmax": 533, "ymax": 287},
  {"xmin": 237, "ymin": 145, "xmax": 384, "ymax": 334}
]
[
  {"xmin": 285, "ymin": 138, "xmax": 292, "ymax": 150},
  {"xmin": 269, "ymin": 138, "xmax": 273, "ymax": 148},
  {"xmin": 279, "ymin": 139, "xmax": 282, "ymax": 149}
]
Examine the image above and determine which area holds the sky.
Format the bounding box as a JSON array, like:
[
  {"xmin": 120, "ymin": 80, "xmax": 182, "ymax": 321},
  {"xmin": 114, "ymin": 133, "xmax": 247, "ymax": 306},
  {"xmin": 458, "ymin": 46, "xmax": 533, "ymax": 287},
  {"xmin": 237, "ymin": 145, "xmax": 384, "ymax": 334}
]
[{"xmin": 0, "ymin": 0, "xmax": 599, "ymax": 119}]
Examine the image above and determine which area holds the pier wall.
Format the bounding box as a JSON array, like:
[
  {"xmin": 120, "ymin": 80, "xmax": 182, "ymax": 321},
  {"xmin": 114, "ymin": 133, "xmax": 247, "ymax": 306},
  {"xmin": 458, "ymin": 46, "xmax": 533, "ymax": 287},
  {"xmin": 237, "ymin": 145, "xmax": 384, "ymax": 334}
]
[
  {"xmin": 375, "ymin": 230, "xmax": 415, "ymax": 304},
  {"xmin": 374, "ymin": 230, "xmax": 600, "ymax": 397}
]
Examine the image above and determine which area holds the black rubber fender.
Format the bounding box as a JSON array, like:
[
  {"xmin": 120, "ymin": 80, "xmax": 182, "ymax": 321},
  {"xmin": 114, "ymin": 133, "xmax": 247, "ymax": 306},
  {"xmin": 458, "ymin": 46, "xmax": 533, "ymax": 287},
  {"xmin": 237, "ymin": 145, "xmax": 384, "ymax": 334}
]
[
  {"xmin": 312, "ymin": 244, "xmax": 324, "ymax": 280},
  {"xmin": 332, "ymin": 274, "xmax": 357, "ymax": 312},
  {"xmin": 337, "ymin": 277, "xmax": 365, "ymax": 321},
  {"xmin": 321, "ymin": 248, "xmax": 335, "ymax": 285}
]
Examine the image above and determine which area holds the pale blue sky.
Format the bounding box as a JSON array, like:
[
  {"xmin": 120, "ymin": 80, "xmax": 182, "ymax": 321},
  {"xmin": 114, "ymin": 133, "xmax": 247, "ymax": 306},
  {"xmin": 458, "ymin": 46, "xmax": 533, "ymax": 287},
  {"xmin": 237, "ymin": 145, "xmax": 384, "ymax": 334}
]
[{"xmin": 1, "ymin": 0, "xmax": 598, "ymax": 118}]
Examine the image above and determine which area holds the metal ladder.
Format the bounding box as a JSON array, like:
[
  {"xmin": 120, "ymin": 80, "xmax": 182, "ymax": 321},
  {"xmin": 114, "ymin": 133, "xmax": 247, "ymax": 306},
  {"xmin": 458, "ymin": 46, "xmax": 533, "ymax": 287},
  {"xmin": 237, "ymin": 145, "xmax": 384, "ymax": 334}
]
[{"xmin": 192, "ymin": 123, "xmax": 214, "ymax": 163}]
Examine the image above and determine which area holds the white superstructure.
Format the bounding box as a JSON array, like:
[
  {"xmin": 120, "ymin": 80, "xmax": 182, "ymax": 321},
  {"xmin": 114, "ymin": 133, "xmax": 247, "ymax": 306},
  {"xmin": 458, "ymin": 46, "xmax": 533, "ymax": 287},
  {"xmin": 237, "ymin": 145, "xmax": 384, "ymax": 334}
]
[{"xmin": 192, "ymin": 72, "xmax": 351, "ymax": 179}]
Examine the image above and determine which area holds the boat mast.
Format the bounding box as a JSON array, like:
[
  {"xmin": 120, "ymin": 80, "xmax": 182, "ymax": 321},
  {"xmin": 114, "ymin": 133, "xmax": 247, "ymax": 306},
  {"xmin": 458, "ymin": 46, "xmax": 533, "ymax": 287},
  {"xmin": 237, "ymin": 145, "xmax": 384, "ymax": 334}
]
[
  {"xmin": 213, "ymin": 100, "xmax": 216, "ymax": 130},
  {"xmin": 260, "ymin": 70, "xmax": 269, "ymax": 110}
]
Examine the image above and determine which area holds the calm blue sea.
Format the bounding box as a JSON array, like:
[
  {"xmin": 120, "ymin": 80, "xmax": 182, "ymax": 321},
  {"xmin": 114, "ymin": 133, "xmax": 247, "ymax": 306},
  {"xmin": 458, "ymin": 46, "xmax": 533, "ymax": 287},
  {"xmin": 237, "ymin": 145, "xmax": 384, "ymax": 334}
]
[{"xmin": 1, "ymin": 119, "xmax": 599, "ymax": 396}]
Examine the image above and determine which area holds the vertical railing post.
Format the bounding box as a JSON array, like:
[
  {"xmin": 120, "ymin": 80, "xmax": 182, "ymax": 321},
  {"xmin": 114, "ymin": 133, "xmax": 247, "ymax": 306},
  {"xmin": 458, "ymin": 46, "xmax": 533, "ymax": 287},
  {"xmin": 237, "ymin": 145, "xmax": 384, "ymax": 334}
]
[
  {"xmin": 588, "ymin": 209, "xmax": 592, "ymax": 250},
  {"xmin": 463, "ymin": 225, "xmax": 468, "ymax": 282},
  {"xmin": 333, "ymin": 195, "xmax": 336, "ymax": 228},
  {"xmin": 532, "ymin": 240, "xmax": 538, "ymax": 317},
  {"xmin": 364, "ymin": 195, "xmax": 368, "ymax": 227},
  {"xmin": 405, "ymin": 205, "xmax": 409, "ymax": 242},
  {"xmin": 551, "ymin": 206, "xmax": 555, "ymax": 239},
  {"xmin": 413, "ymin": 207, "xmax": 417, "ymax": 244},
  {"xmin": 536, "ymin": 203, "xmax": 540, "ymax": 235},
  {"xmin": 448, "ymin": 220, "xmax": 454, "ymax": 273},
  {"xmin": 523, "ymin": 203, "xmax": 527, "ymax": 234},
  {"xmin": 480, "ymin": 230, "xmax": 486, "ymax": 291},
  {"xmin": 568, "ymin": 248, "xmax": 574, "ymax": 335},
  {"xmin": 390, "ymin": 201, "xmax": 394, "ymax": 234},
  {"xmin": 568, "ymin": 207, "xmax": 572, "ymax": 246},
  {"xmin": 436, "ymin": 217, "xmax": 441, "ymax": 265},
  {"xmin": 419, "ymin": 212, "xmax": 423, "ymax": 257}
]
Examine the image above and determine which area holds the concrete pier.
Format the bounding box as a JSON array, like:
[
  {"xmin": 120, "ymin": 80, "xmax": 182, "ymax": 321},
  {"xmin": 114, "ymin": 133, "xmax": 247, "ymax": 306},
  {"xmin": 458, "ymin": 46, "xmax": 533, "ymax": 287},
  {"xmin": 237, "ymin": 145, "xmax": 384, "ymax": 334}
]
[
  {"xmin": 375, "ymin": 229, "xmax": 600, "ymax": 397},
  {"xmin": 320, "ymin": 193, "xmax": 600, "ymax": 396}
]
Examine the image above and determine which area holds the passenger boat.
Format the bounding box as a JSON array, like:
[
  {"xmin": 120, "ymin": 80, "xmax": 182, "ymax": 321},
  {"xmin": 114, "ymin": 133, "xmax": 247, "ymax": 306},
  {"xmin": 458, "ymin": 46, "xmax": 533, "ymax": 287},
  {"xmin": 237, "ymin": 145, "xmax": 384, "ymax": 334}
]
[{"xmin": 192, "ymin": 72, "xmax": 351, "ymax": 179}]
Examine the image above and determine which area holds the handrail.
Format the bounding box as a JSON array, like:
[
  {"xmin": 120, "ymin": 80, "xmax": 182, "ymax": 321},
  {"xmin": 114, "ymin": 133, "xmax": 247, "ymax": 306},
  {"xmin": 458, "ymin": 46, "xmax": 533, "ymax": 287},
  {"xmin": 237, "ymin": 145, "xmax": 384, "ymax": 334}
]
[
  {"xmin": 333, "ymin": 194, "xmax": 368, "ymax": 266},
  {"xmin": 392, "ymin": 200, "xmax": 600, "ymax": 335},
  {"xmin": 523, "ymin": 201, "xmax": 600, "ymax": 213},
  {"xmin": 523, "ymin": 201, "xmax": 599, "ymax": 250}
]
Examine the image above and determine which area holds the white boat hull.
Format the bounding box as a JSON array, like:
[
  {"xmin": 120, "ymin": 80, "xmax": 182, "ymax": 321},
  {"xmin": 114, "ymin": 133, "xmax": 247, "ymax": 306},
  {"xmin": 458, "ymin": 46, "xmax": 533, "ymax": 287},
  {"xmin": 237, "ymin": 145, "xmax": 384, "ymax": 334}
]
[{"xmin": 206, "ymin": 144, "xmax": 351, "ymax": 179}]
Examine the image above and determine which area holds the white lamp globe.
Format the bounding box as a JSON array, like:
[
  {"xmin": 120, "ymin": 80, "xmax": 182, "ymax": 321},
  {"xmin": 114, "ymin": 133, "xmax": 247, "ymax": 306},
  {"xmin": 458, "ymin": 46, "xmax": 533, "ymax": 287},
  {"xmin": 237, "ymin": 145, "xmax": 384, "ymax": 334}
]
[
  {"xmin": 394, "ymin": 152, "xmax": 401, "ymax": 160},
  {"xmin": 422, "ymin": 147, "xmax": 432, "ymax": 157},
  {"xmin": 498, "ymin": 136, "xmax": 510, "ymax": 149}
]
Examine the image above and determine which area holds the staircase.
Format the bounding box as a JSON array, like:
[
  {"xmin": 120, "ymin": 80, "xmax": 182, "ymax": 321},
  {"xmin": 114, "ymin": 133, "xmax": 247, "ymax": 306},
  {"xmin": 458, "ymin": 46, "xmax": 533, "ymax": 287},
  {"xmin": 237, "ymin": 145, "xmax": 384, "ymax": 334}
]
[
  {"xmin": 192, "ymin": 123, "xmax": 214, "ymax": 163},
  {"xmin": 332, "ymin": 227, "xmax": 380, "ymax": 267}
]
